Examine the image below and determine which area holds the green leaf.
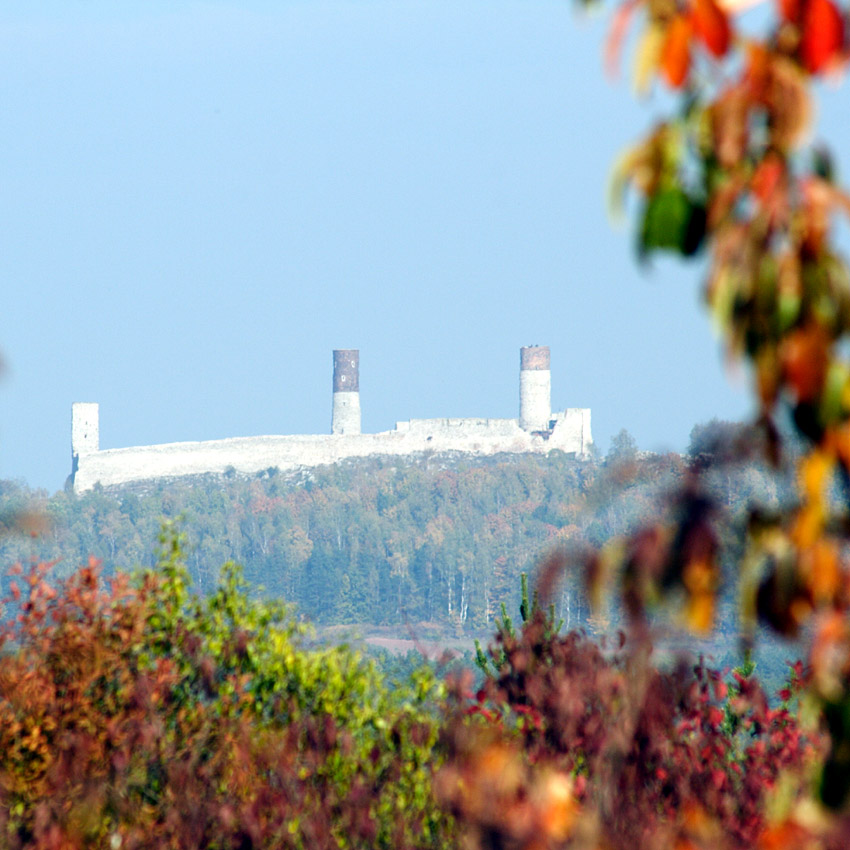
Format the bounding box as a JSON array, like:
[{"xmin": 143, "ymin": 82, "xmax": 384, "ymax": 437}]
[
  {"xmin": 819, "ymin": 361, "xmax": 849, "ymax": 427},
  {"xmin": 638, "ymin": 186, "xmax": 706, "ymax": 258},
  {"xmin": 777, "ymin": 291, "xmax": 801, "ymax": 333}
]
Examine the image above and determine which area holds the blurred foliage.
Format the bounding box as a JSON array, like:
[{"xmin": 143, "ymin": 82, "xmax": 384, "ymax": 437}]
[
  {"xmin": 576, "ymin": 0, "xmax": 850, "ymax": 839},
  {"xmin": 438, "ymin": 585, "xmax": 823, "ymax": 850},
  {"xmin": 0, "ymin": 525, "xmax": 451, "ymax": 849}
]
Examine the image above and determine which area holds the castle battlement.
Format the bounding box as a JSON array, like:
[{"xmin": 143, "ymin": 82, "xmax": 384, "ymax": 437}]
[{"xmin": 70, "ymin": 347, "xmax": 592, "ymax": 492}]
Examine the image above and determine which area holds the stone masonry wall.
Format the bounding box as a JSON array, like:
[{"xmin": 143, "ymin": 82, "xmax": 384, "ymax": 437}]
[
  {"xmin": 331, "ymin": 392, "xmax": 361, "ymax": 435},
  {"xmin": 72, "ymin": 411, "xmax": 593, "ymax": 493}
]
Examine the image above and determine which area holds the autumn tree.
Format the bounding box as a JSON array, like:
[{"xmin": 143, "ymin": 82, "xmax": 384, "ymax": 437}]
[
  {"xmin": 438, "ymin": 0, "xmax": 850, "ymax": 846},
  {"xmin": 606, "ymin": 0, "xmax": 850, "ymax": 822}
]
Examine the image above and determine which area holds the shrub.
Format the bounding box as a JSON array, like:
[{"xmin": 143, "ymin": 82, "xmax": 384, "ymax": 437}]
[
  {"xmin": 0, "ymin": 526, "xmax": 452, "ymax": 850},
  {"xmin": 437, "ymin": 577, "xmax": 823, "ymax": 850}
]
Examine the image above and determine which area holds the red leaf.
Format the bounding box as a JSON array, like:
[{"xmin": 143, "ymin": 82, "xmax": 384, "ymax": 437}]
[
  {"xmin": 692, "ymin": 0, "xmax": 731, "ymax": 57},
  {"xmin": 606, "ymin": 0, "xmax": 642, "ymax": 76},
  {"xmin": 778, "ymin": 0, "xmax": 802, "ymax": 22},
  {"xmin": 751, "ymin": 154, "xmax": 785, "ymax": 204},
  {"xmin": 801, "ymin": 0, "xmax": 845, "ymax": 74},
  {"xmin": 781, "ymin": 324, "xmax": 829, "ymax": 402}
]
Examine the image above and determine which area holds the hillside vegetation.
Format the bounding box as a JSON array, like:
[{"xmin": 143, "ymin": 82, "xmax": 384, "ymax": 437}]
[{"xmin": 1, "ymin": 423, "xmax": 789, "ymax": 635}]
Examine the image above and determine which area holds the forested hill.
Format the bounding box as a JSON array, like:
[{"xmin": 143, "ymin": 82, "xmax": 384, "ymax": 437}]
[{"xmin": 0, "ymin": 432, "xmax": 786, "ymax": 632}]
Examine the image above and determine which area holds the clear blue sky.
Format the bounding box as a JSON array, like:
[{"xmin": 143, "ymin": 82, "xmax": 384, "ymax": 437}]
[{"xmin": 3, "ymin": 0, "xmax": 806, "ymax": 493}]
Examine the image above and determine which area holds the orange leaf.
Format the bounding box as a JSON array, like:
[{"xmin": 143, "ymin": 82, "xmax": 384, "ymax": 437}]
[
  {"xmin": 808, "ymin": 538, "xmax": 840, "ymax": 603},
  {"xmin": 758, "ymin": 819, "xmax": 811, "ymax": 850},
  {"xmin": 535, "ymin": 773, "xmax": 578, "ymax": 840},
  {"xmin": 764, "ymin": 55, "xmax": 813, "ymax": 149},
  {"xmin": 685, "ymin": 591, "xmax": 715, "ymax": 632},
  {"xmin": 800, "ymin": 448, "xmax": 832, "ymax": 502},
  {"xmin": 745, "ymin": 41, "xmax": 771, "ymax": 90},
  {"xmin": 661, "ymin": 15, "xmax": 693, "ymax": 87},
  {"xmin": 831, "ymin": 421, "xmax": 850, "ymax": 469},
  {"xmin": 810, "ymin": 610, "xmax": 850, "ymax": 699},
  {"xmin": 792, "ymin": 503, "xmax": 824, "ymax": 548},
  {"xmin": 692, "ymin": 0, "xmax": 732, "ymax": 57},
  {"xmin": 801, "ymin": 0, "xmax": 845, "ymax": 74}
]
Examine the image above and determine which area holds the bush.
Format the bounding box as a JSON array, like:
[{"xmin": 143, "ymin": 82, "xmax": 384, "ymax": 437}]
[
  {"xmin": 0, "ymin": 526, "xmax": 452, "ymax": 850},
  {"xmin": 437, "ymin": 579, "xmax": 823, "ymax": 850}
]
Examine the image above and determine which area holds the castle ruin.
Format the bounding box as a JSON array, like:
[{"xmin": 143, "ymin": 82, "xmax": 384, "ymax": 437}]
[{"xmin": 70, "ymin": 346, "xmax": 592, "ymax": 492}]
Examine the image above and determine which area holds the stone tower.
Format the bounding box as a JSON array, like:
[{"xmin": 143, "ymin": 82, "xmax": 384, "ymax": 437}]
[
  {"xmin": 332, "ymin": 349, "xmax": 361, "ymax": 435},
  {"xmin": 519, "ymin": 346, "xmax": 551, "ymax": 432},
  {"xmin": 71, "ymin": 402, "xmax": 99, "ymax": 473}
]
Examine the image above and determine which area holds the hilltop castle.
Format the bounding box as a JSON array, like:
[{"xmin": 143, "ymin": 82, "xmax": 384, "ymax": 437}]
[{"xmin": 70, "ymin": 346, "xmax": 592, "ymax": 493}]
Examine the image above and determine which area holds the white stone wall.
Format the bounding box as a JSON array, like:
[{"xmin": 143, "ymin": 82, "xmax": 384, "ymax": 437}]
[
  {"xmin": 331, "ymin": 392, "xmax": 361, "ymax": 435},
  {"xmin": 401, "ymin": 418, "xmax": 519, "ymax": 437},
  {"xmin": 549, "ymin": 408, "xmax": 593, "ymax": 455},
  {"xmin": 72, "ymin": 403, "xmax": 100, "ymax": 457},
  {"xmin": 519, "ymin": 370, "xmax": 551, "ymax": 432},
  {"xmin": 72, "ymin": 408, "xmax": 593, "ymax": 493}
]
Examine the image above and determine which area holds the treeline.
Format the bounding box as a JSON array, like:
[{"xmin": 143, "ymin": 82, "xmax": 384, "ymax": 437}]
[{"xmin": 0, "ymin": 422, "xmax": 790, "ymax": 632}]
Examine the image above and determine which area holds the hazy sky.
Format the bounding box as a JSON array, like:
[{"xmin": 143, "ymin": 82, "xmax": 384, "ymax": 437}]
[{"xmin": 5, "ymin": 0, "xmax": 839, "ymax": 492}]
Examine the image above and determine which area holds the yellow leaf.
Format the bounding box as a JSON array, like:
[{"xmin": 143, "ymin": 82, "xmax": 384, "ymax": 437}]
[
  {"xmin": 683, "ymin": 556, "xmax": 718, "ymax": 633},
  {"xmin": 633, "ymin": 23, "xmax": 664, "ymax": 96},
  {"xmin": 608, "ymin": 149, "xmax": 638, "ymax": 225}
]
